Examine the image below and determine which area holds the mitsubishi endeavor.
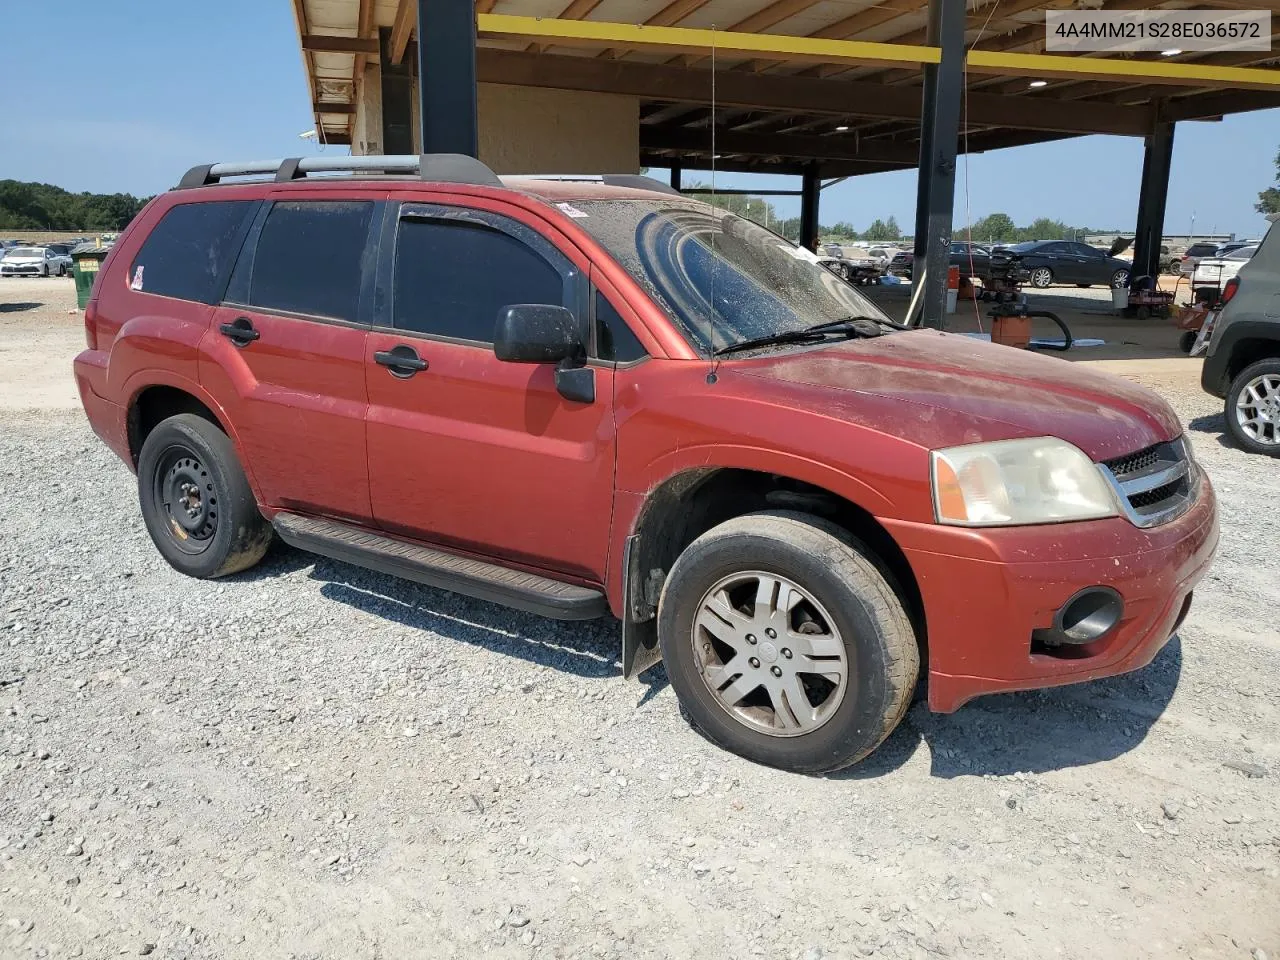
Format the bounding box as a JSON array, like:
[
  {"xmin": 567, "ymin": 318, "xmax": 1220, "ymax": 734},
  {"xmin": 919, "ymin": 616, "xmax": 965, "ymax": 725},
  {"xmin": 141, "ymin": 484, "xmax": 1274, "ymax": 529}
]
[{"xmin": 74, "ymin": 155, "xmax": 1218, "ymax": 774}]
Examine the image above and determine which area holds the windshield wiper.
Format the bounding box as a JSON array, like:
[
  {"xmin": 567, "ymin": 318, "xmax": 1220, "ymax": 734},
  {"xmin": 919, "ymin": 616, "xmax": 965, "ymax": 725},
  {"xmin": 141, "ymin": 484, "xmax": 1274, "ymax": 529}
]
[{"xmin": 713, "ymin": 315, "xmax": 893, "ymax": 357}]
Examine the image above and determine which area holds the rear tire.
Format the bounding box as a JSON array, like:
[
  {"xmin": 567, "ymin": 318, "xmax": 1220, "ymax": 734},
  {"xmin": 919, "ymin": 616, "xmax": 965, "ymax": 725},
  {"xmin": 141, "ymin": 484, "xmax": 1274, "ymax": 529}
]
[
  {"xmin": 1029, "ymin": 267, "xmax": 1053, "ymax": 288},
  {"xmin": 1225, "ymin": 359, "xmax": 1280, "ymax": 457},
  {"xmin": 137, "ymin": 414, "xmax": 272, "ymax": 578},
  {"xmin": 657, "ymin": 510, "xmax": 919, "ymax": 774}
]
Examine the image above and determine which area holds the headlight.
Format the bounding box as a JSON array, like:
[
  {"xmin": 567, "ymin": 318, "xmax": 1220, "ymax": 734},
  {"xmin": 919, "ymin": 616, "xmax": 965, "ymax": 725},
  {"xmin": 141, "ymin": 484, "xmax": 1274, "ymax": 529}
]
[{"xmin": 931, "ymin": 437, "xmax": 1118, "ymax": 526}]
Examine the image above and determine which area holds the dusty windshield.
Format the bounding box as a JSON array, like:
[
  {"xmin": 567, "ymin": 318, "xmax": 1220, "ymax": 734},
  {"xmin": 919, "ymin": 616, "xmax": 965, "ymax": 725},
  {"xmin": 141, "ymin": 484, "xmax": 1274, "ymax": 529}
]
[{"xmin": 569, "ymin": 199, "xmax": 890, "ymax": 355}]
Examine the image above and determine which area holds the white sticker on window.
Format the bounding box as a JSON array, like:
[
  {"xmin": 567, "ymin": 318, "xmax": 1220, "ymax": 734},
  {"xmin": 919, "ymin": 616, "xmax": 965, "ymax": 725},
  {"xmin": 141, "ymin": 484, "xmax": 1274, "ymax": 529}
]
[
  {"xmin": 130, "ymin": 266, "xmax": 144, "ymax": 291},
  {"xmin": 556, "ymin": 202, "xmax": 589, "ymax": 219}
]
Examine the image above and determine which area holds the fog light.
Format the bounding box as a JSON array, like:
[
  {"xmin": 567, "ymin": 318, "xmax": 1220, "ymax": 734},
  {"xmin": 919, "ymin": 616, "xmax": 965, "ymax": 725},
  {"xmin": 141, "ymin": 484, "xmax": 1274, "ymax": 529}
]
[{"xmin": 1034, "ymin": 587, "xmax": 1124, "ymax": 647}]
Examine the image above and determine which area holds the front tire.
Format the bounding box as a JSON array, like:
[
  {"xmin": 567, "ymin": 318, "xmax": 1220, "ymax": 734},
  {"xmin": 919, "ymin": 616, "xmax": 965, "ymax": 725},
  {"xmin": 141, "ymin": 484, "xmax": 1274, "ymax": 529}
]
[
  {"xmin": 658, "ymin": 511, "xmax": 919, "ymax": 774},
  {"xmin": 137, "ymin": 413, "xmax": 272, "ymax": 578},
  {"xmin": 1111, "ymin": 269, "xmax": 1130, "ymax": 288},
  {"xmin": 1225, "ymin": 359, "xmax": 1280, "ymax": 456},
  {"xmin": 1029, "ymin": 267, "xmax": 1053, "ymax": 288}
]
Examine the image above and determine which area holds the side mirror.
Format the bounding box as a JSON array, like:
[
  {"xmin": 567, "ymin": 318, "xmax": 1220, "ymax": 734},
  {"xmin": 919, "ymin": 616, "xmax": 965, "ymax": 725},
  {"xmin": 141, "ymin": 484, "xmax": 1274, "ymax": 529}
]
[{"xmin": 494, "ymin": 304, "xmax": 584, "ymax": 364}]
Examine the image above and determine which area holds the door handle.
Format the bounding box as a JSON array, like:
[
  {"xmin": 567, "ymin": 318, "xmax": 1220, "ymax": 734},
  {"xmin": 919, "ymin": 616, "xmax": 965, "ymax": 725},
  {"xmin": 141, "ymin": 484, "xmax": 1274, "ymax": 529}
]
[
  {"xmin": 218, "ymin": 317, "xmax": 260, "ymax": 347},
  {"xmin": 374, "ymin": 344, "xmax": 429, "ymax": 378}
]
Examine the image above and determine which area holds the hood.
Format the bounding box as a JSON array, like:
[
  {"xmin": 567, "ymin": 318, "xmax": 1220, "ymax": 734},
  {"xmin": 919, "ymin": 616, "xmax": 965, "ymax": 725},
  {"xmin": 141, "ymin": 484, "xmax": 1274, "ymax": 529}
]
[
  {"xmin": 1108, "ymin": 236, "xmax": 1133, "ymax": 257},
  {"xmin": 731, "ymin": 330, "xmax": 1181, "ymax": 461}
]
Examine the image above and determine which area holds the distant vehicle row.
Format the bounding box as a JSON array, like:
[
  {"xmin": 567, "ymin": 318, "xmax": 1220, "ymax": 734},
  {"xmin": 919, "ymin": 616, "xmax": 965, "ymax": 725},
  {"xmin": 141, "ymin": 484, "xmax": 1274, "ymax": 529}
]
[
  {"xmin": 888, "ymin": 241, "xmax": 1131, "ymax": 288},
  {"xmin": 0, "ymin": 244, "xmax": 74, "ymax": 277}
]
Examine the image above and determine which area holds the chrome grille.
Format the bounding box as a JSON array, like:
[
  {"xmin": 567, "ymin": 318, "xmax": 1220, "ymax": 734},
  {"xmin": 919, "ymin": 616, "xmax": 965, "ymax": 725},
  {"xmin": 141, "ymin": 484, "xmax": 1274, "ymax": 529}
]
[{"xmin": 1099, "ymin": 437, "xmax": 1196, "ymax": 528}]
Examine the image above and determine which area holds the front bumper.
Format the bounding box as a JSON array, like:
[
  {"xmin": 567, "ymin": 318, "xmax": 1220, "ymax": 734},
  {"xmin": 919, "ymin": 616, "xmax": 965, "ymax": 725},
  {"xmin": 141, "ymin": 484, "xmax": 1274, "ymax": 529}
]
[
  {"xmin": 1, "ymin": 266, "xmax": 43, "ymax": 275},
  {"xmin": 883, "ymin": 475, "xmax": 1219, "ymax": 713}
]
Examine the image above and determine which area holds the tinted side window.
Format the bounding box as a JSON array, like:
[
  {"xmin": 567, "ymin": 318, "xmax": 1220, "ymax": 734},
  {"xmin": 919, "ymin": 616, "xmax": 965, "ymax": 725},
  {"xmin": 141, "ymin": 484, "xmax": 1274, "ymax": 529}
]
[
  {"xmin": 1075, "ymin": 243, "xmax": 1103, "ymax": 258},
  {"xmin": 393, "ymin": 217, "xmax": 564, "ymax": 341},
  {"xmin": 246, "ymin": 200, "xmax": 374, "ymax": 321},
  {"xmin": 595, "ymin": 291, "xmax": 647, "ymax": 363},
  {"xmin": 130, "ymin": 201, "xmax": 254, "ymax": 303}
]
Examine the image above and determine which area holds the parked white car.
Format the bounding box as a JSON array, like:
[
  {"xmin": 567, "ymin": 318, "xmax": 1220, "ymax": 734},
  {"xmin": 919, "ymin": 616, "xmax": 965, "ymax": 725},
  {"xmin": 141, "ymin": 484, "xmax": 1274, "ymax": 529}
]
[
  {"xmin": 0, "ymin": 246, "xmax": 72, "ymax": 277},
  {"xmin": 1192, "ymin": 244, "xmax": 1258, "ymax": 291}
]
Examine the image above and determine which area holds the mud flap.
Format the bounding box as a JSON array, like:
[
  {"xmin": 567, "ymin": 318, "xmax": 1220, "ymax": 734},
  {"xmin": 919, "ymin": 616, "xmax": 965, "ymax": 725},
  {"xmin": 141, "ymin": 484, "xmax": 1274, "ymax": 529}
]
[{"xmin": 621, "ymin": 534, "xmax": 662, "ymax": 679}]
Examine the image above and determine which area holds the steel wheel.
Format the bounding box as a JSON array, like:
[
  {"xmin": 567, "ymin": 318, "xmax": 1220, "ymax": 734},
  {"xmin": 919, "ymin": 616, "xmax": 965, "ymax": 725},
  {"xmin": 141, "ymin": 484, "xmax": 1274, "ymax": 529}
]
[
  {"xmin": 1111, "ymin": 269, "xmax": 1130, "ymax": 288},
  {"xmin": 1030, "ymin": 267, "xmax": 1053, "ymax": 288},
  {"xmin": 691, "ymin": 570, "xmax": 847, "ymax": 737},
  {"xmin": 1235, "ymin": 372, "xmax": 1280, "ymax": 447},
  {"xmin": 151, "ymin": 445, "xmax": 219, "ymax": 554}
]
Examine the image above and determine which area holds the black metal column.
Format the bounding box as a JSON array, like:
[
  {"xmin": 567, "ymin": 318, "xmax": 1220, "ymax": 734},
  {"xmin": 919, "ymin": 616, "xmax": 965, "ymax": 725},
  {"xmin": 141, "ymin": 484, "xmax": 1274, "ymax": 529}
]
[
  {"xmin": 800, "ymin": 163, "xmax": 820, "ymax": 251},
  {"xmin": 912, "ymin": 0, "xmax": 965, "ymax": 329},
  {"xmin": 379, "ymin": 27, "xmax": 415, "ymax": 156},
  {"xmin": 670, "ymin": 163, "xmax": 682, "ymax": 192},
  {"xmin": 417, "ymin": 0, "xmax": 479, "ymax": 157},
  {"xmin": 1131, "ymin": 121, "xmax": 1175, "ymax": 285}
]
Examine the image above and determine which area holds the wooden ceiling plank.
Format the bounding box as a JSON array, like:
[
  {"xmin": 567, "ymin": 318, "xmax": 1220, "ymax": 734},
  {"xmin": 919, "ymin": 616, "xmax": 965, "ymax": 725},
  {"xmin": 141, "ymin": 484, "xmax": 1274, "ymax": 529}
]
[
  {"xmin": 529, "ymin": 0, "xmax": 603, "ymax": 54},
  {"xmin": 389, "ymin": 0, "xmax": 415, "ymax": 65},
  {"xmin": 597, "ymin": 0, "xmax": 713, "ymax": 58}
]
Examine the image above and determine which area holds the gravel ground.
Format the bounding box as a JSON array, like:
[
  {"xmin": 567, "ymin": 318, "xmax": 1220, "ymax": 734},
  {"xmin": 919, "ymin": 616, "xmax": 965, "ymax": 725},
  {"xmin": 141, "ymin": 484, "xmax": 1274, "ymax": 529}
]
[{"xmin": 1, "ymin": 278, "xmax": 1278, "ymax": 960}]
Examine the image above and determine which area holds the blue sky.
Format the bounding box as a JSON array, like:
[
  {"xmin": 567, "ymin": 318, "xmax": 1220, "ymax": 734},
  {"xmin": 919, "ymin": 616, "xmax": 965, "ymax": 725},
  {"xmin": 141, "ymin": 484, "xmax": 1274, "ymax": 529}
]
[{"xmin": 1, "ymin": 0, "xmax": 1276, "ymax": 239}]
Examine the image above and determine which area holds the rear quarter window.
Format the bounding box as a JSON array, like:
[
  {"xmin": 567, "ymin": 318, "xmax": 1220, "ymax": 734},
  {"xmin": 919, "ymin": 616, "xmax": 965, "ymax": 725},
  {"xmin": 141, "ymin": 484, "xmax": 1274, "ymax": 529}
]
[{"xmin": 129, "ymin": 201, "xmax": 255, "ymax": 303}]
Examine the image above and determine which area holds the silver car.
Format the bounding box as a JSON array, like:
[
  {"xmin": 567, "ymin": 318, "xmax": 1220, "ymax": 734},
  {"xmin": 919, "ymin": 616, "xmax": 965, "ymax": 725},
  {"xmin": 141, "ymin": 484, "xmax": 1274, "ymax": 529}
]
[{"xmin": 0, "ymin": 246, "xmax": 73, "ymax": 277}]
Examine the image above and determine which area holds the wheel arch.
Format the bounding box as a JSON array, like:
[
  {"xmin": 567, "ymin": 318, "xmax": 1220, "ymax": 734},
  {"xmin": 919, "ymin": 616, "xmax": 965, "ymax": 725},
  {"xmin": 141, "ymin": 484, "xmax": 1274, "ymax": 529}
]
[{"xmin": 621, "ymin": 466, "xmax": 927, "ymax": 667}]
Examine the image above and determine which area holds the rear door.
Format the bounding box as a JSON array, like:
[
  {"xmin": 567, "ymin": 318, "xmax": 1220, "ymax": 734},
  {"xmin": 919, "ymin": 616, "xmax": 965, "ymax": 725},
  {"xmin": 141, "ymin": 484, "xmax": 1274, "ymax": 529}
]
[
  {"xmin": 201, "ymin": 194, "xmax": 380, "ymax": 523},
  {"xmin": 364, "ymin": 200, "xmax": 616, "ymax": 580}
]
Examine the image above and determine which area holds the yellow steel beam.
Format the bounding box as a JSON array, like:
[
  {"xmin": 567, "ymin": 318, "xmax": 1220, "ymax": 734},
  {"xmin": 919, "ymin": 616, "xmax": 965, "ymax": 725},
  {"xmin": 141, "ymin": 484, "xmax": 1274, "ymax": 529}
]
[
  {"xmin": 477, "ymin": 14, "xmax": 1280, "ymax": 90},
  {"xmin": 475, "ymin": 14, "xmax": 942, "ymax": 68},
  {"xmin": 967, "ymin": 49, "xmax": 1280, "ymax": 90}
]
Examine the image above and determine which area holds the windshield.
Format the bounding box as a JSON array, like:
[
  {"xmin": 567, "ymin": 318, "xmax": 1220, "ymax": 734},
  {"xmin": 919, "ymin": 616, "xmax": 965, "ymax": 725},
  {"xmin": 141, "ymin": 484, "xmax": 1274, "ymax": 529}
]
[
  {"xmin": 6, "ymin": 247, "xmax": 42, "ymax": 258},
  {"xmin": 568, "ymin": 198, "xmax": 890, "ymax": 355}
]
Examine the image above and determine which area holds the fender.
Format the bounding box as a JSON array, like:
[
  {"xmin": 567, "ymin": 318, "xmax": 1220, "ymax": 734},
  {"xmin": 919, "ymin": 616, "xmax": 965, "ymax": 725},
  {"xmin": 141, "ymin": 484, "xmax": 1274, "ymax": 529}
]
[
  {"xmin": 117, "ymin": 366, "xmax": 265, "ymax": 503},
  {"xmin": 1201, "ymin": 319, "xmax": 1280, "ymax": 398},
  {"xmin": 106, "ymin": 313, "xmax": 211, "ymax": 401},
  {"xmin": 607, "ymin": 443, "xmax": 907, "ymax": 633}
]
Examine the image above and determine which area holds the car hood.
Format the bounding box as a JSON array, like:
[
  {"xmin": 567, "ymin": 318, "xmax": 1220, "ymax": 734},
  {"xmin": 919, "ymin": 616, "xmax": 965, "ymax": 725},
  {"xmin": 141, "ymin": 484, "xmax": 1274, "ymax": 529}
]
[
  {"xmin": 2, "ymin": 257, "xmax": 41, "ymax": 265},
  {"xmin": 730, "ymin": 330, "xmax": 1181, "ymax": 461}
]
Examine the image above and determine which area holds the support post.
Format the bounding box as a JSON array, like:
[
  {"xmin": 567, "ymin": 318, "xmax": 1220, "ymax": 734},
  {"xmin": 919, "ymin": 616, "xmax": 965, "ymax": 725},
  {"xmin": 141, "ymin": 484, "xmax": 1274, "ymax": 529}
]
[
  {"xmin": 912, "ymin": 0, "xmax": 965, "ymax": 329},
  {"xmin": 670, "ymin": 163, "xmax": 682, "ymax": 192},
  {"xmin": 1131, "ymin": 120, "xmax": 1175, "ymax": 286},
  {"xmin": 380, "ymin": 27, "xmax": 415, "ymax": 155},
  {"xmin": 417, "ymin": 0, "xmax": 479, "ymax": 157},
  {"xmin": 800, "ymin": 162, "xmax": 820, "ymax": 251}
]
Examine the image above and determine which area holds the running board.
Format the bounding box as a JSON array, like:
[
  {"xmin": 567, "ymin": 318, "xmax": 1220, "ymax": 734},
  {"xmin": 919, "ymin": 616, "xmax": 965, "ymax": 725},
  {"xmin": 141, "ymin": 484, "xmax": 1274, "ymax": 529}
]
[{"xmin": 272, "ymin": 513, "xmax": 608, "ymax": 620}]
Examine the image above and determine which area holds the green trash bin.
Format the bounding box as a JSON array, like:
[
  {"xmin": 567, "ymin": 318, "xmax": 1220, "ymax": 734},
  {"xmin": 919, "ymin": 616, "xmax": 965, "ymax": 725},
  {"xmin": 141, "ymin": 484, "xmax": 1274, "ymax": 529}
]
[{"xmin": 71, "ymin": 245, "xmax": 110, "ymax": 310}]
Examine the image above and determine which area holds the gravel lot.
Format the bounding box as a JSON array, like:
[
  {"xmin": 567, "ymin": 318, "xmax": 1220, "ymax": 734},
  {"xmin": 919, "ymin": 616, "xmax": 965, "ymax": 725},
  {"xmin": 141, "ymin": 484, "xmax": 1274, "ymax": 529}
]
[{"xmin": 2, "ymin": 277, "xmax": 1277, "ymax": 960}]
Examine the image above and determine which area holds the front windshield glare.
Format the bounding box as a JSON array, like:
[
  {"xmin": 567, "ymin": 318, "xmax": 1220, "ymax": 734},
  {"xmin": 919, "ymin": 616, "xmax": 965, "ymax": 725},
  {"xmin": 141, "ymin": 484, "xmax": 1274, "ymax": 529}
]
[{"xmin": 570, "ymin": 199, "xmax": 890, "ymax": 354}]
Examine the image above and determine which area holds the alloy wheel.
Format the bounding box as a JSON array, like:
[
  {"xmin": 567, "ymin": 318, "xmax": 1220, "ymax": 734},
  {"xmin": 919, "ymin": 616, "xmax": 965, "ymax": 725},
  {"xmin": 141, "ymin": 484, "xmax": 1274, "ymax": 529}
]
[
  {"xmin": 1030, "ymin": 267, "xmax": 1052, "ymax": 288},
  {"xmin": 691, "ymin": 571, "xmax": 848, "ymax": 737},
  {"xmin": 1236, "ymin": 373, "xmax": 1280, "ymax": 446},
  {"xmin": 1111, "ymin": 269, "xmax": 1130, "ymax": 288}
]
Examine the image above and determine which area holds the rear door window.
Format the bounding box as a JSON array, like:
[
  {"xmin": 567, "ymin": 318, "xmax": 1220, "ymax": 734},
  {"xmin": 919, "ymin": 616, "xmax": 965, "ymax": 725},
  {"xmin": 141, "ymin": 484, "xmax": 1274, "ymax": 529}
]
[
  {"xmin": 240, "ymin": 200, "xmax": 376, "ymax": 322},
  {"xmin": 129, "ymin": 200, "xmax": 255, "ymax": 303}
]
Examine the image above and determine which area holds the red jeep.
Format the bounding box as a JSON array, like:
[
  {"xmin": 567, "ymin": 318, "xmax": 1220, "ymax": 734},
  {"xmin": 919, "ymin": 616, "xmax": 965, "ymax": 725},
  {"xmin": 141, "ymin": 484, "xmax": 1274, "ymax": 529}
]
[{"xmin": 74, "ymin": 155, "xmax": 1218, "ymax": 774}]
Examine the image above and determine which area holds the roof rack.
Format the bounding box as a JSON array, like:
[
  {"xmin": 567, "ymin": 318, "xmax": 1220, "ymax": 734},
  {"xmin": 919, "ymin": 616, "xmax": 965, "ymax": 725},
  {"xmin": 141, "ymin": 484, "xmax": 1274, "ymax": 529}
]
[
  {"xmin": 176, "ymin": 154, "xmax": 503, "ymax": 189},
  {"xmin": 515, "ymin": 173, "xmax": 680, "ymax": 198}
]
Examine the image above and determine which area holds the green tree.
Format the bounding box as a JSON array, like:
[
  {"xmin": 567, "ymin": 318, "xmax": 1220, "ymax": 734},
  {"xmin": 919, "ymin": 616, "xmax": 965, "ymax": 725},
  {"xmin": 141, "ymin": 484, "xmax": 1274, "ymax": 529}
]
[
  {"xmin": 683, "ymin": 180, "xmax": 780, "ymax": 232},
  {"xmin": 884, "ymin": 216, "xmax": 902, "ymax": 239},
  {"xmin": 0, "ymin": 180, "xmax": 149, "ymax": 231},
  {"xmin": 862, "ymin": 218, "xmax": 893, "ymax": 241},
  {"xmin": 1257, "ymin": 148, "xmax": 1280, "ymax": 215},
  {"xmin": 968, "ymin": 212, "xmax": 1017, "ymax": 242}
]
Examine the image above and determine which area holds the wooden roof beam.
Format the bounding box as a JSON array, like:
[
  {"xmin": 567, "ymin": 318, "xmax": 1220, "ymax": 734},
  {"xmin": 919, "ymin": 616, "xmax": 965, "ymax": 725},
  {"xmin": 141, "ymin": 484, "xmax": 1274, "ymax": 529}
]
[
  {"xmin": 475, "ymin": 48, "xmax": 1154, "ymax": 136},
  {"xmin": 389, "ymin": 0, "xmax": 415, "ymax": 65},
  {"xmin": 596, "ymin": 0, "xmax": 712, "ymax": 59}
]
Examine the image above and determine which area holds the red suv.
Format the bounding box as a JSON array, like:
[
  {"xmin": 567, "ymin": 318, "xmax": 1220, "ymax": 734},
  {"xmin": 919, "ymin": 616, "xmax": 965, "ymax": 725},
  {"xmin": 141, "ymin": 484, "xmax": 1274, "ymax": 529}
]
[{"xmin": 74, "ymin": 155, "xmax": 1218, "ymax": 774}]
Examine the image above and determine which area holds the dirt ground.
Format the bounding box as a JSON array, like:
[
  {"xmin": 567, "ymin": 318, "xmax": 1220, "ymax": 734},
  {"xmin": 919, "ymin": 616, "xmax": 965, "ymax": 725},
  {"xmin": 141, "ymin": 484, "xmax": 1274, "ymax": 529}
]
[{"xmin": 1, "ymin": 276, "xmax": 1277, "ymax": 960}]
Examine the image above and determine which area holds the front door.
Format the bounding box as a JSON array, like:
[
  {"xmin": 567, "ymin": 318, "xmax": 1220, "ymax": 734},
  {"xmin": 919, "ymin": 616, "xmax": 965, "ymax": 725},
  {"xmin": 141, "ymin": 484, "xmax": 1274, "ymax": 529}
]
[
  {"xmin": 201, "ymin": 195, "xmax": 380, "ymax": 523},
  {"xmin": 364, "ymin": 201, "xmax": 615, "ymax": 581}
]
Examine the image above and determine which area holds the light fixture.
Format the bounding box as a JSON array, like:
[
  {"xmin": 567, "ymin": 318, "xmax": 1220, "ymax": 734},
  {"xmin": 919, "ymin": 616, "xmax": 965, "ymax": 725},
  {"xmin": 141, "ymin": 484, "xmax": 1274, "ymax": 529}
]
[
  {"xmin": 835, "ymin": 125, "xmax": 850, "ymax": 132},
  {"xmin": 1160, "ymin": 48, "xmax": 1182, "ymax": 56},
  {"xmin": 298, "ymin": 129, "xmax": 318, "ymax": 140},
  {"xmin": 1028, "ymin": 80, "xmax": 1048, "ymax": 88}
]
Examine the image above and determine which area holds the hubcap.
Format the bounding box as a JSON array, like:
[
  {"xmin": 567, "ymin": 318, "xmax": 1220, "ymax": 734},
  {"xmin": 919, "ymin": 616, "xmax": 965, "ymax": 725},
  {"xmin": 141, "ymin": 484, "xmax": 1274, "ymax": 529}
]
[
  {"xmin": 1032, "ymin": 268, "xmax": 1051, "ymax": 287},
  {"xmin": 691, "ymin": 571, "xmax": 848, "ymax": 738},
  {"xmin": 1112, "ymin": 271, "xmax": 1129, "ymax": 288},
  {"xmin": 153, "ymin": 449, "xmax": 218, "ymax": 549},
  {"xmin": 1236, "ymin": 373, "xmax": 1280, "ymax": 446}
]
